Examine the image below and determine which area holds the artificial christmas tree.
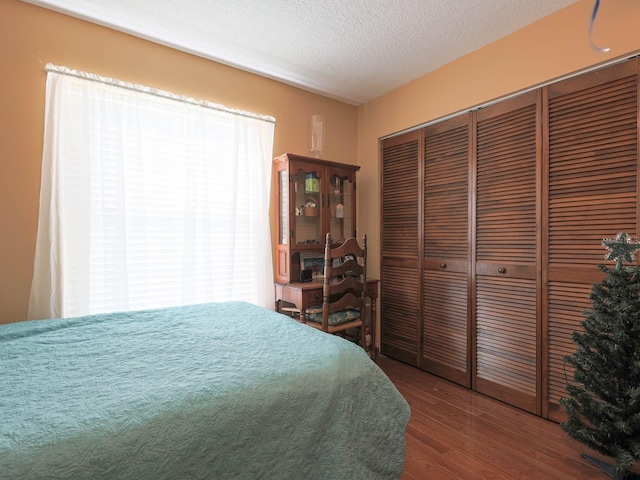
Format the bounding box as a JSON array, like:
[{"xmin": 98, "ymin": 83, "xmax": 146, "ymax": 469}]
[{"xmin": 561, "ymin": 232, "xmax": 640, "ymax": 479}]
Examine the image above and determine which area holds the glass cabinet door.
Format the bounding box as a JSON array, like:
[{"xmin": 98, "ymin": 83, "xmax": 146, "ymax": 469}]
[
  {"xmin": 278, "ymin": 169, "xmax": 289, "ymax": 246},
  {"xmin": 328, "ymin": 172, "xmax": 354, "ymax": 243},
  {"xmin": 293, "ymin": 168, "xmax": 323, "ymax": 247},
  {"xmin": 273, "ymin": 153, "xmax": 360, "ymax": 283}
]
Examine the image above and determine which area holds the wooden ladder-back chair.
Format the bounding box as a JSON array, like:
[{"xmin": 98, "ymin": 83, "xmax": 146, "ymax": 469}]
[{"xmin": 306, "ymin": 233, "xmax": 368, "ymax": 351}]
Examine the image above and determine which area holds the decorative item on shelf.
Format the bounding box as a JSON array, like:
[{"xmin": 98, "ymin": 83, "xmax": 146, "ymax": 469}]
[
  {"xmin": 335, "ymin": 203, "xmax": 344, "ymax": 218},
  {"xmin": 303, "ymin": 207, "xmax": 319, "ymax": 217},
  {"xmin": 300, "ymin": 252, "xmax": 325, "ymax": 277},
  {"xmin": 309, "ymin": 115, "xmax": 326, "ymax": 158},
  {"xmin": 302, "ymin": 198, "xmax": 319, "ymax": 217},
  {"xmin": 305, "ymin": 173, "xmax": 319, "ymax": 193},
  {"xmin": 299, "ymin": 268, "xmax": 313, "ymax": 282}
]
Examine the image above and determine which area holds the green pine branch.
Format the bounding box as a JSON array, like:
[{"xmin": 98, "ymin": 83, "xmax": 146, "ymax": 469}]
[{"xmin": 560, "ymin": 233, "xmax": 640, "ymax": 473}]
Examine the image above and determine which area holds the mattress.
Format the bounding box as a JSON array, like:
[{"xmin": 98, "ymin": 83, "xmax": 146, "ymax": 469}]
[{"xmin": 0, "ymin": 301, "xmax": 410, "ymax": 479}]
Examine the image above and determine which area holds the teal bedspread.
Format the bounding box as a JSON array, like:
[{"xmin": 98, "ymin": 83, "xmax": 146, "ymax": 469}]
[{"xmin": 0, "ymin": 302, "xmax": 410, "ymax": 479}]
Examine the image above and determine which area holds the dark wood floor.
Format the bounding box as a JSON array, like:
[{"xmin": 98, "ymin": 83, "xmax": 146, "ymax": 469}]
[{"xmin": 376, "ymin": 355, "xmax": 631, "ymax": 480}]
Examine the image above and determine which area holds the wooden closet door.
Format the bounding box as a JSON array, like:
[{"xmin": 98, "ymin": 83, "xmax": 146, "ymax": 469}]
[
  {"xmin": 422, "ymin": 114, "xmax": 471, "ymax": 387},
  {"xmin": 544, "ymin": 59, "xmax": 639, "ymax": 422},
  {"xmin": 380, "ymin": 131, "xmax": 422, "ymax": 365},
  {"xmin": 474, "ymin": 90, "xmax": 541, "ymax": 414}
]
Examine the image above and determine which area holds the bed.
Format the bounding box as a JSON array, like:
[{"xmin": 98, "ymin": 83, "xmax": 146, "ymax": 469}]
[{"xmin": 0, "ymin": 301, "xmax": 410, "ymax": 479}]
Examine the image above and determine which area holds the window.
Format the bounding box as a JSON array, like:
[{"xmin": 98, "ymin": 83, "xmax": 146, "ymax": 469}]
[{"xmin": 28, "ymin": 65, "xmax": 275, "ymax": 319}]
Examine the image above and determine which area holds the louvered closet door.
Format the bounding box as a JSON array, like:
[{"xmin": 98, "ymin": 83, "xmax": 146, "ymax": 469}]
[
  {"xmin": 544, "ymin": 59, "xmax": 639, "ymax": 422},
  {"xmin": 474, "ymin": 90, "xmax": 540, "ymax": 414},
  {"xmin": 381, "ymin": 131, "xmax": 421, "ymax": 365},
  {"xmin": 422, "ymin": 114, "xmax": 471, "ymax": 387}
]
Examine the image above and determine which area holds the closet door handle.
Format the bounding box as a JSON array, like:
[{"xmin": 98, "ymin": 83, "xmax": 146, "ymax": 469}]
[{"xmin": 498, "ymin": 267, "xmax": 506, "ymax": 274}]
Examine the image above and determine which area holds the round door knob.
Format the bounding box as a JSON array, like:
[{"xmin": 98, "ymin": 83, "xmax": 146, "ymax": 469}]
[
  {"xmin": 440, "ymin": 263, "xmax": 447, "ymax": 269},
  {"xmin": 498, "ymin": 267, "xmax": 506, "ymax": 274}
]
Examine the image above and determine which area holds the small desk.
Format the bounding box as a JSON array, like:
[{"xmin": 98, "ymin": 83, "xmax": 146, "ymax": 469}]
[{"xmin": 274, "ymin": 279, "xmax": 380, "ymax": 359}]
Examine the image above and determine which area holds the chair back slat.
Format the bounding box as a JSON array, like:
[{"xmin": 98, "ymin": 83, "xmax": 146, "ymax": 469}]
[
  {"xmin": 324, "ymin": 275, "xmax": 362, "ymax": 298},
  {"xmin": 327, "ymin": 292, "xmax": 362, "ymax": 314},
  {"xmin": 313, "ymin": 233, "xmax": 367, "ymax": 347},
  {"xmin": 328, "ymin": 237, "xmax": 364, "ymax": 259},
  {"xmin": 328, "ymin": 259, "xmax": 363, "ymax": 279}
]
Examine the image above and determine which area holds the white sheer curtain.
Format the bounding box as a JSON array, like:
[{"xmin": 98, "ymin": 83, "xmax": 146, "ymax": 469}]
[{"xmin": 28, "ymin": 65, "xmax": 275, "ymax": 320}]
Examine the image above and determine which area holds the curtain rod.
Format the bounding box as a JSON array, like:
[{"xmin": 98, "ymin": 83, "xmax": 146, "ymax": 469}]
[{"xmin": 45, "ymin": 63, "xmax": 276, "ymax": 124}]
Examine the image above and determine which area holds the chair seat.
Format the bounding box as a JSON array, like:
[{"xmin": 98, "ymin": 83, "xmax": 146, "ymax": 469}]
[{"xmin": 306, "ymin": 307, "xmax": 361, "ymax": 326}]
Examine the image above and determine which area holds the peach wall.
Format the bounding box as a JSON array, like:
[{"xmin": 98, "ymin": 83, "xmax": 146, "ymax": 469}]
[
  {"xmin": 3, "ymin": 0, "xmax": 640, "ymax": 326},
  {"xmin": 0, "ymin": 0, "xmax": 357, "ymax": 324},
  {"xmin": 357, "ymin": 0, "xmax": 640, "ymax": 283}
]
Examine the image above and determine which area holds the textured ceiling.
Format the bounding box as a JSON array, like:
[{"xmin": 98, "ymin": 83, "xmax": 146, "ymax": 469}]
[{"xmin": 24, "ymin": 0, "xmax": 580, "ymax": 105}]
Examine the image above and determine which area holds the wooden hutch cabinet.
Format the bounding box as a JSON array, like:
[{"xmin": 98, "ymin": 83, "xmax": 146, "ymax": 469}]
[{"xmin": 273, "ymin": 153, "xmax": 360, "ymax": 284}]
